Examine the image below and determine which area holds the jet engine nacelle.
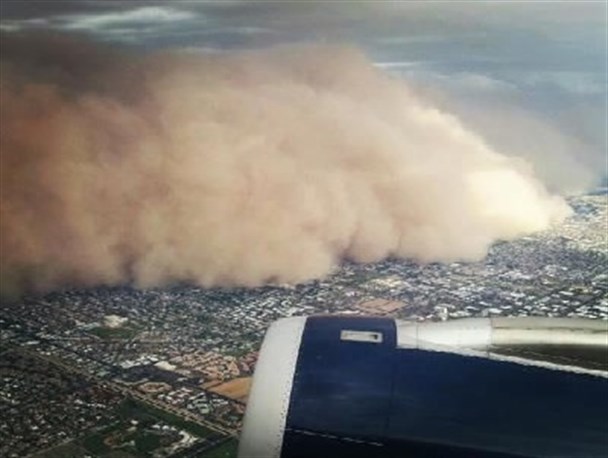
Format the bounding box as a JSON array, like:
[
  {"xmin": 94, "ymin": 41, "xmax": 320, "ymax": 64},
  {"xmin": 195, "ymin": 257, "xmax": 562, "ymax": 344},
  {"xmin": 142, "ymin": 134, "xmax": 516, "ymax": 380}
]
[{"xmin": 239, "ymin": 315, "xmax": 608, "ymax": 458}]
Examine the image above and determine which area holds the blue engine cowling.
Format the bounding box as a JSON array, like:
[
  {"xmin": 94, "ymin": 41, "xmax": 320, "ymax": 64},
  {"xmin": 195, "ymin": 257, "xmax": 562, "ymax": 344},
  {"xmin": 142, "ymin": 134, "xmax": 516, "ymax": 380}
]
[{"xmin": 238, "ymin": 315, "xmax": 608, "ymax": 458}]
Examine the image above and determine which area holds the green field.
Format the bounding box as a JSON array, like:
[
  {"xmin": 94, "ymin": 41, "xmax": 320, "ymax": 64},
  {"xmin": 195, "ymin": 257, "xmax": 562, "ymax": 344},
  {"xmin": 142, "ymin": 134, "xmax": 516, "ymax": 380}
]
[
  {"xmin": 73, "ymin": 399, "xmax": 222, "ymax": 457},
  {"xmin": 82, "ymin": 432, "xmax": 111, "ymax": 455},
  {"xmin": 201, "ymin": 439, "xmax": 239, "ymax": 458},
  {"xmin": 117, "ymin": 399, "xmax": 217, "ymax": 438},
  {"xmin": 36, "ymin": 442, "xmax": 90, "ymax": 458}
]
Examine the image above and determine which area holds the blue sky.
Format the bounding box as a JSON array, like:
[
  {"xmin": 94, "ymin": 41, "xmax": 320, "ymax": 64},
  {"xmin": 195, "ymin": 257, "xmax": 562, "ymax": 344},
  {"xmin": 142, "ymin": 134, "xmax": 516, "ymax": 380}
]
[{"xmin": 1, "ymin": 1, "xmax": 606, "ymax": 190}]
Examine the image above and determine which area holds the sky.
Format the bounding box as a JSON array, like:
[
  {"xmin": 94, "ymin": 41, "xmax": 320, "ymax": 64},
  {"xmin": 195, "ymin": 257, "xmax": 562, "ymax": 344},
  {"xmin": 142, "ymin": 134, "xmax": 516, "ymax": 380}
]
[
  {"xmin": 1, "ymin": 1, "xmax": 606, "ymax": 191},
  {"xmin": 0, "ymin": 1, "xmax": 606, "ymax": 295}
]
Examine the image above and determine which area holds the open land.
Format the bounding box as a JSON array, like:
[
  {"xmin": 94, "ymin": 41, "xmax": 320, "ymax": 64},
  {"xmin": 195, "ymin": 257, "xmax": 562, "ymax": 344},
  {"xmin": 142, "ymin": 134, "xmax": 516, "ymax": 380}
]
[{"xmin": 1, "ymin": 193, "xmax": 606, "ymax": 457}]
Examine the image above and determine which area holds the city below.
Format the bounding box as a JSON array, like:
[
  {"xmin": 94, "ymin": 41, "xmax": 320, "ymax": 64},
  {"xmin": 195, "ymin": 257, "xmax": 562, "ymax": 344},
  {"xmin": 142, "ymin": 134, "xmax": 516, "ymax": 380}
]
[{"xmin": 1, "ymin": 192, "xmax": 606, "ymax": 458}]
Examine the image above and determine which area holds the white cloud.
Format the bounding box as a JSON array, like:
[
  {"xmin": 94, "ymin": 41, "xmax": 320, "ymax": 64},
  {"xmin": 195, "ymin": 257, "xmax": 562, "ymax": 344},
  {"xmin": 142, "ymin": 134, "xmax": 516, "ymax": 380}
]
[
  {"xmin": 402, "ymin": 69, "xmax": 518, "ymax": 95},
  {"xmin": 520, "ymin": 71, "xmax": 605, "ymax": 96},
  {"xmin": 0, "ymin": 17, "xmax": 50, "ymax": 32},
  {"xmin": 374, "ymin": 35, "xmax": 450, "ymax": 45},
  {"xmin": 0, "ymin": 23, "xmax": 21, "ymax": 32},
  {"xmin": 373, "ymin": 61, "xmax": 427, "ymax": 70},
  {"xmin": 59, "ymin": 7, "xmax": 198, "ymax": 31}
]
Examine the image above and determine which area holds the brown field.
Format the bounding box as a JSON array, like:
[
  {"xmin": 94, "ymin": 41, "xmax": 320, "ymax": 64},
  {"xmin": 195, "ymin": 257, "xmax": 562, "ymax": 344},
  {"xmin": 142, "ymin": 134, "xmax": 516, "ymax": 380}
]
[
  {"xmin": 356, "ymin": 298, "xmax": 404, "ymax": 315},
  {"xmin": 209, "ymin": 377, "xmax": 252, "ymax": 402},
  {"xmin": 202, "ymin": 380, "xmax": 221, "ymax": 390}
]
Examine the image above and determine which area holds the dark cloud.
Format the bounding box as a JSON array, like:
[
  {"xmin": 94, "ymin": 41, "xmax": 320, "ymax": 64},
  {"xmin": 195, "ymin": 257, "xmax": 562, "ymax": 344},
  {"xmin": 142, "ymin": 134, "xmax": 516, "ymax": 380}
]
[{"xmin": 0, "ymin": 1, "xmax": 122, "ymax": 20}]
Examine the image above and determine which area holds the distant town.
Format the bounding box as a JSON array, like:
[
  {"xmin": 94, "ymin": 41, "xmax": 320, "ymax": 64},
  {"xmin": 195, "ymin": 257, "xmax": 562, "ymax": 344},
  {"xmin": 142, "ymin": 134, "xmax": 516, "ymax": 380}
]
[{"xmin": 1, "ymin": 193, "xmax": 606, "ymax": 458}]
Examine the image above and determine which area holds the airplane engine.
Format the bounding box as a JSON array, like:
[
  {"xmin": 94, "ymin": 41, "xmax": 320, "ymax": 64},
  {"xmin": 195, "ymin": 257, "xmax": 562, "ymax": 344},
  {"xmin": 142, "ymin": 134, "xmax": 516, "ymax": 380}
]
[{"xmin": 238, "ymin": 315, "xmax": 608, "ymax": 458}]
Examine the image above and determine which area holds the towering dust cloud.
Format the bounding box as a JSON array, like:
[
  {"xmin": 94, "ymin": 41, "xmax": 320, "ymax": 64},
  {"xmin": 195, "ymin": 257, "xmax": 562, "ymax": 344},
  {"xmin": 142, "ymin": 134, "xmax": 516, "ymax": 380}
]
[{"xmin": 0, "ymin": 34, "xmax": 570, "ymax": 297}]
